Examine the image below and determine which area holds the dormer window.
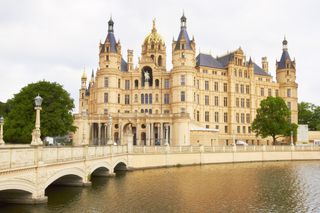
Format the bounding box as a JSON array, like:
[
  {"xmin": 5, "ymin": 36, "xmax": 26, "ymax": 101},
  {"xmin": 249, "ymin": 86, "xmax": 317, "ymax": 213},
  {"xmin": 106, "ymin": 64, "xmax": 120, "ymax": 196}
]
[{"xmin": 181, "ymin": 44, "xmax": 185, "ymax": 50}]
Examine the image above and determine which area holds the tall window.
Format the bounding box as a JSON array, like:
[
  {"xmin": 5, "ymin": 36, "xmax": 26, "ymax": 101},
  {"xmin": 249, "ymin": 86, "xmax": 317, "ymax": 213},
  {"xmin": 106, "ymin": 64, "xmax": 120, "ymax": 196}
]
[
  {"xmin": 287, "ymin": 89, "xmax": 291, "ymax": 97},
  {"xmin": 197, "ymin": 94, "xmax": 200, "ymax": 104},
  {"xmin": 246, "ymin": 99, "xmax": 250, "ymax": 108},
  {"xmin": 118, "ymin": 79, "xmax": 121, "ymax": 88},
  {"xmin": 235, "ymin": 84, "xmax": 239, "ymax": 93},
  {"xmin": 214, "ymin": 112, "xmax": 219, "ymax": 122},
  {"xmin": 134, "ymin": 94, "xmax": 138, "ymax": 103},
  {"xmin": 149, "ymin": 94, "xmax": 152, "ymax": 104},
  {"xmin": 155, "ymin": 79, "xmax": 160, "ymax": 87},
  {"xmin": 145, "ymin": 93, "xmax": 149, "ymax": 104},
  {"xmin": 134, "ymin": 79, "xmax": 139, "ymax": 88},
  {"xmin": 241, "ymin": 98, "xmax": 245, "ymax": 108},
  {"xmin": 223, "ymin": 83, "xmax": 228, "ymax": 92},
  {"xmin": 205, "ymin": 95, "xmax": 209, "ymax": 105},
  {"xmin": 214, "ymin": 82, "xmax": 219, "ymax": 91},
  {"xmin": 246, "ymin": 85, "xmax": 250, "ymax": 94},
  {"xmin": 240, "ymin": 84, "xmax": 244, "ymax": 93},
  {"xmin": 180, "ymin": 75, "xmax": 186, "ymax": 86},
  {"xmin": 236, "ymin": 113, "xmax": 239, "ymax": 123},
  {"xmin": 117, "ymin": 94, "xmax": 120, "ymax": 104},
  {"xmin": 125, "ymin": 80, "xmax": 130, "ymax": 90},
  {"xmin": 224, "ymin": 112, "xmax": 228, "ymax": 123},
  {"xmin": 214, "ymin": 96, "xmax": 219, "ymax": 106},
  {"xmin": 164, "ymin": 79, "xmax": 170, "ymax": 89},
  {"xmin": 104, "ymin": 93, "xmax": 108, "ymax": 103},
  {"xmin": 155, "ymin": 94, "xmax": 159, "ymax": 102},
  {"xmin": 181, "ymin": 91, "xmax": 186, "ymax": 102},
  {"xmin": 197, "ymin": 111, "xmax": 200, "ymax": 121},
  {"xmin": 104, "ymin": 77, "xmax": 109, "ymax": 87},
  {"xmin": 224, "ymin": 97, "xmax": 228, "ymax": 107},
  {"xmin": 225, "ymin": 125, "xmax": 228, "ymax": 133},
  {"xmin": 268, "ymin": 88, "xmax": 272, "ymax": 96},
  {"xmin": 287, "ymin": 102, "xmax": 291, "ymax": 110},
  {"xmin": 141, "ymin": 94, "xmax": 144, "ymax": 104},
  {"xmin": 164, "ymin": 94, "xmax": 170, "ymax": 104},
  {"xmin": 205, "ymin": 81, "xmax": 209, "ymax": 90},
  {"xmin": 261, "ymin": 88, "xmax": 264, "ymax": 96},
  {"xmin": 241, "ymin": 113, "xmax": 245, "ymax": 123},
  {"xmin": 205, "ymin": 111, "xmax": 209, "ymax": 122},
  {"xmin": 125, "ymin": 95, "xmax": 130, "ymax": 104},
  {"xmin": 276, "ymin": 89, "xmax": 279, "ymax": 97},
  {"xmin": 246, "ymin": 113, "xmax": 250, "ymax": 123},
  {"xmin": 236, "ymin": 98, "xmax": 239, "ymax": 107}
]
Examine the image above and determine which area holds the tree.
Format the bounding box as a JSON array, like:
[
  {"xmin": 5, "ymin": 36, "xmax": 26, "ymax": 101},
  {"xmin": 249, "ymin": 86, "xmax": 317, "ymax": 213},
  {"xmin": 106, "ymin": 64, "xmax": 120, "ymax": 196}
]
[
  {"xmin": 4, "ymin": 81, "xmax": 76, "ymax": 144},
  {"xmin": 298, "ymin": 102, "xmax": 320, "ymax": 130},
  {"xmin": 252, "ymin": 96, "xmax": 297, "ymax": 144}
]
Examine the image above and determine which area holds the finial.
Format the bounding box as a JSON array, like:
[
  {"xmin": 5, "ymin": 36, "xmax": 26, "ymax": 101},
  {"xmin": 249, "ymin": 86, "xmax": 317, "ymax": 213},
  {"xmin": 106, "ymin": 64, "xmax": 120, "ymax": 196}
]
[
  {"xmin": 152, "ymin": 18, "xmax": 157, "ymax": 32},
  {"xmin": 282, "ymin": 35, "xmax": 288, "ymax": 50}
]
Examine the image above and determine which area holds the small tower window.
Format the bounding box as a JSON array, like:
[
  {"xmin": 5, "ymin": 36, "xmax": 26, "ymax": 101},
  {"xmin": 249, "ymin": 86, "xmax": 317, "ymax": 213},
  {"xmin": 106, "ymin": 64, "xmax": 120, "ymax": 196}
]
[
  {"xmin": 158, "ymin": 56, "xmax": 162, "ymax": 66},
  {"xmin": 106, "ymin": 55, "xmax": 109, "ymax": 61},
  {"xmin": 181, "ymin": 44, "xmax": 185, "ymax": 49},
  {"xmin": 106, "ymin": 47, "xmax": 109, "ymax": 52},
  {"xmin": 155, "ymin": 79, "xmax": 160, "ymax": 87},
  {"xmin": 134, "ymin": 80, "xmax": 139, "ymax": 88},
  {"xmin": 151, "ymin": 43, "xmax": 154, "ymax": 49},
  {"xmin": 151, "ymin": 55, "xmax": 154, "ymax": 61}
]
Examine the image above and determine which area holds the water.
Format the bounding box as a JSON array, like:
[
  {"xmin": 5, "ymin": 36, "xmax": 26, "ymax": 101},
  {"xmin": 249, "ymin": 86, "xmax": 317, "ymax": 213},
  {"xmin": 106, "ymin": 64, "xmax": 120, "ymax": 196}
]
[{"xmin": 2, "ymin": 161, "xmax": 320, "ymax": 213}]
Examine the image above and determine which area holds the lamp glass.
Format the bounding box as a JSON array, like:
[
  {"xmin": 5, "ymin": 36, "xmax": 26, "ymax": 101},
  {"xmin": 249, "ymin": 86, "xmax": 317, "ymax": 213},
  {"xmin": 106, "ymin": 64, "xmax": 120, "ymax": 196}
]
[{"xmin": 34, "ymin": 95, "xmax": 43, "ymax": 107}]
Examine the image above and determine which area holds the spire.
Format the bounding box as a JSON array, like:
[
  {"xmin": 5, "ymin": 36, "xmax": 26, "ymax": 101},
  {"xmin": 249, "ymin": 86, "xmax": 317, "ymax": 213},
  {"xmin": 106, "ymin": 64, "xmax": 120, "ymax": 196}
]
[
  {"xmin": 248, "ymin": 57, "xmax": 253, "ymax": 66},
  {"xmin": 81, "ymin": 70, "xmax": 87, "ymax": 79},
  {"xmin": 180, "ymin": 11, "xmax": 187, "ymax": 29},
  {"xmin": 282, "ymin": 36, "xmax": 288, "ymax": 51},
  {"xmin": 90, "ymin": 69, "xmax": 94, "ymax": 83},
  {"xmin": 108, "ymin": 16, "xmax": 114, "ymax": 33}
]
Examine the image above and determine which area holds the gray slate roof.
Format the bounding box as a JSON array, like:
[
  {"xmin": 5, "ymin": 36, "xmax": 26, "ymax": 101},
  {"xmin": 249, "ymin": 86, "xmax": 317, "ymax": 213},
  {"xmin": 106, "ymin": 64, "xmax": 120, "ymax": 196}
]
[
  {"xmin": 277, "ymin": 50, "xmax": 293, "ymax": 69},
  {"xmin": 121, "ymin": 58, "xmax": 128, "ymax": 72},
  {"xmin": 196, "ymin": 53, "xmax": 223, "ymax": 68},
  {"xmin": 196, "ymin": 53, "xmax": 270, "ymax": 76},
  {"xmin": 175, "ymin": 28, "xmax": 192, "ymax": 50}
]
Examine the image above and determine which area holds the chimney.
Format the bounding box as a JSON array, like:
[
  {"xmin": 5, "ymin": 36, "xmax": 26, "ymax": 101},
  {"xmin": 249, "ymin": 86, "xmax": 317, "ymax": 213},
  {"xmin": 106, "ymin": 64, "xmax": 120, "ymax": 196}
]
[{"xmin": 127, "ymin": 49, "xmax": 133, "ymax": 71}]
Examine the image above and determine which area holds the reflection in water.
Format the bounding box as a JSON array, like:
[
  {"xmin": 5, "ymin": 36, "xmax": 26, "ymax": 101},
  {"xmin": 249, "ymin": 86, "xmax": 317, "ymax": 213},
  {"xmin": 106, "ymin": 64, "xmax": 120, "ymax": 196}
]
[{"xmin": 1, "ymin": 161, "xmax": 320, "ymax": 213}]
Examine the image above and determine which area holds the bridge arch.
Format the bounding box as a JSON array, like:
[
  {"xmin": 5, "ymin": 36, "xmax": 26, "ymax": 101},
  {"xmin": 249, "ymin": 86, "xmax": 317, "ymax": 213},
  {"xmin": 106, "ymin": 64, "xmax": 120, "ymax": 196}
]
[
  {"xmin": 0, "ymin": 179, "xmax": 36, "ymax": 195},
  {"xmin": 44, "ymin": 167, "xmax": 86, "ymax": 189},
  {"xmin": 113, "ymin": 159, "xmax": 128, "ymax": 172},
  {"xmin": 89, "ymin": 162, "xmax": 113, "ymax": 177}
]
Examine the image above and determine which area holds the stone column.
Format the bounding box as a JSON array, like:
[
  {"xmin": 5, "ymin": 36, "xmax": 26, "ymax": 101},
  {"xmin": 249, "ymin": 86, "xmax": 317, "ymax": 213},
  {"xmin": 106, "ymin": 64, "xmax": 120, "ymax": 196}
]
[
  {"xmin": 164, "ymin": 124, "xmax": 169, "ymax": 145},
  {"xmin": 91, "ymin": 123, "xmax": 94, "ymax": 145},
  {"xmin": 119, "ymin": 123, "xmax": 123, "ymax": 145},
  {"xmin": 104, "ymin": 123, "xmax": 107, "ymax": 145},
  {"xmin": 169, "ymin": 123, "xmax": 172, "ymax": 145},
  {"xmin": 136, "ymin": 123, "xmax": 140, "ymax": 146},
  {"xmin": 107, "ymin": 115, "xmax": 113, "ymax": 145},
  {"xmin": 150, "ymin": 123, "xmax": 154, "ymax": 146},
  {"xmin": 159, "ymin": 123, "xmax": 163, "ymax": 145},
  {"xmin": 98, "ymin": 123, "xmax": 101, "ymax": 146},
  {"xmin": 146, "ymin": 123, "xmax": 150, "ymax": 146}
]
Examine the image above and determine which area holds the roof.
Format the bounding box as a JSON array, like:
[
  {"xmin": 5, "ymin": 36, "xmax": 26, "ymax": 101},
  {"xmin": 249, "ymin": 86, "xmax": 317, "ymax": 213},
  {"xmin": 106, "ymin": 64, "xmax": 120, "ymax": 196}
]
[
  {"xmin": 120, "ymin": 58, "xmax": 128, "ymax": 72},
  {"xmin": 104, "ymin": 32, "xmax": 117, "ymax": 53},
  {"xmin": 175, "ymin": 28, "xmax": 192, "ymax": 50},
  {"xmin": 196, "ymin": 53, "xmax": 223, "ymax": 68},
  {"xmin": 217, "ymin": 53, "xmax": 235, "ymax": 67},
  {"xmin": 253, "ymin": 63, "xmax": 270, "ymax": 76},
  {"xmin": 277, "ymin": 50, "xmax": 292, "ymax": 69}
]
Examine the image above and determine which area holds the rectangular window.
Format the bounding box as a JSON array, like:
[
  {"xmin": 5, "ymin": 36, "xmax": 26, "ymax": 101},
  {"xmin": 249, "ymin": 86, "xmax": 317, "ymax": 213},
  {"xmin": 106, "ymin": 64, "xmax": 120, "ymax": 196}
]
[
  {"xmin": 125, "ymin": 95, "xmax": 130, "ymax": 104},
  {"xmin": 224, "ymin": 112, "xmax": 228, "ymax": 123},
  {"xmin": 224, "ymin": 97, "xmax": 228, "ymax": 107},
  {"xmin": 243, "ymin": 126, "xmax": 246, "ymax": 133},
  {"xmin": 164, "ymin": 94, "xmax": 170, "ymax": 104},
  {"xmin": 246, "ymin": 99, "xmax": 250, "ymax": 108},
  {"xmin": 236, "ymin": 98, "xmax": 239, "ymax": 107},
  {"xmin": 241, "ymin": 98, "xmax": 245, "ymax": 108},
  {"xmin": 246, "ymin": 113, "xmax": 250, "ymax": 123},
  {"xmin": 225, "ymin": 125, "xmax": 228, "ymax": 133},
  {"xmin": 125, "ymin": 80, "xmax": 130, "ymax": 90},
  {"xmin": 223, "ymin": 83, "xmax": 228, "ymax": 92},
  {"xmin": 164, "ymin": 79, "xmax": 170, "ymax": 89},
  {"xmin": 180, "ymin": 75, "xmax": 186, "ymax": 86},
  {"xmin": 287, "ymin": 89, "xmax": 291, "ymax": 97},
  {"xmin": 236, "ymin": 113, "xmax": 239, "ymax": 123},
  {"xmin": 237, "ymin": 126, "xmax": 240, "ymax": 133},
  {"xmin": 141, "ymin": 94, "xmax": 144, "ymax": 104},
  {"xmin": 214, "ymin": 96, "xmax": 219, "ymax": 106},
  {"xmin": 104, "ymin": 77, "xmax": 109, "ymax": 87},
  {"xmin": 241, "ymin": 113, "xmax": 245, "ymax": 123},
  {"xmin": 240, "ymin": 84, "xmax": 244, "ymax": 93},
  {"xmin": 181, "ymin": 91, "xmax": 186, "ymax": 102},
  {"xmin": 118, "ymin": 94, "xmax": 120, "ymax": 104},
  {"xmin": 235, "ymin": 84, "xmax": 239, "ymax": 93},
  {"xmin": 205, "ymin": 95, "xmax": 209, "ymax": 105},
  {"xmin": 118, "ymin": 79, "xmax": 121, "ymax": 88},
  {"xmin": 205, "ymin": 111, "xmax": 210, "ymax": 122},
  {"xmin": 197, "ymin": 94, "xmax": 200, "ymax": 104},
  {"xmin": 197, "ymin": 111, "xmax": 200, "ymax": 121},
  {"xmin": 268, "ymin": 88, "xmax": 272, "ymax": 96},
  {"xmin": 104, "ymin": 93, "xmax": 108, "ymax": 103},
  {"xmin": 214, "ymin": 112, "xmax": 219, "ymax": 122},
  {"xmin": 205, "ymin": 81, "xmax": 209, "ymax": 90},
  {"xmin": 246, "ymin": 85, "xmax": 250, "ymax": 94},
  {"xmin": 248, "ymin": 127, "xmax": 251, "ymax": 133},
  {"xmin": 261, "ymin": 88, "xmax": 264, "ymax": 96},
  {"xmin": 214, "ymin": 82, "xmax": 219, "ymax": 91}
]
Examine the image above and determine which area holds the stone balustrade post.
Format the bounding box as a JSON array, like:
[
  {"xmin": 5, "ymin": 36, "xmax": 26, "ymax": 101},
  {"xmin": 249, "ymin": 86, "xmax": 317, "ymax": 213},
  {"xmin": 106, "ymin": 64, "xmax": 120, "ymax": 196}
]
[
  {"xmin": 262, "ymin": 145, "xmax": 266, "ymax": 152},
  {"xmin": 199, "ymin": 145, "xmax": 204, "ymax": 153}
]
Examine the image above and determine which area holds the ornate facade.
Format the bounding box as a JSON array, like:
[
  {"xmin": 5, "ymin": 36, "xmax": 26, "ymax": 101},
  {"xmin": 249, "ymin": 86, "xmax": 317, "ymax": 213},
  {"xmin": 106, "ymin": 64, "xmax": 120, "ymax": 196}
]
[{"xmin": 73, "ymin": 14, "xmax": 298, "ymax": 146}]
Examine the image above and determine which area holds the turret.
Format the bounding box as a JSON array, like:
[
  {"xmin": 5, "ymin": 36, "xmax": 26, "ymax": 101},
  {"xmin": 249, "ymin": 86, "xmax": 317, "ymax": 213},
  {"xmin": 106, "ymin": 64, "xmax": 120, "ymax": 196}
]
[
  {"xmin": 79, "ymin": 70, "xmax": 88, "ymax": 113},
  {"xmin": 276, "ymin": 37, "xmax": 298, "ymax": 123},
  {"xmin": 261, "ymin": 57, "xmax": 269, "ymax": 72},
  {"xmin": 172, "ymin": 13, "xmax": 196, "ymax": 67},
  {"xmin": 127, "ymin": 49, "xmax": 133, "ymax": 71}
]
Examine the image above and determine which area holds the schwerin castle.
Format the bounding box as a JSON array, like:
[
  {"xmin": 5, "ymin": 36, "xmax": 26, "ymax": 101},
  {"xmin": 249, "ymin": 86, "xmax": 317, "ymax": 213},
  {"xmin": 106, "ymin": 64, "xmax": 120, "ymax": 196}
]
[{"xmin": 73, "ymin": 14, "xmax": 298, "ymax": 147}]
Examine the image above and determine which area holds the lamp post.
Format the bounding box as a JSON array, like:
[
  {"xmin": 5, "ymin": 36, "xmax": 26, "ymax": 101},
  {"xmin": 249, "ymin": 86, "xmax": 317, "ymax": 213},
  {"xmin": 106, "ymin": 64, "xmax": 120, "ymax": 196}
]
[
  {"xmin": 0, "ymin": 116, "xmax": 5, "ymax": 145},
  {"xmin": 290, "ymin": 130, "xmax": 294, "ymax": 146},
  {"xmin": 31, "ymin": 95, "xmax": 43, "ymax": 146}
]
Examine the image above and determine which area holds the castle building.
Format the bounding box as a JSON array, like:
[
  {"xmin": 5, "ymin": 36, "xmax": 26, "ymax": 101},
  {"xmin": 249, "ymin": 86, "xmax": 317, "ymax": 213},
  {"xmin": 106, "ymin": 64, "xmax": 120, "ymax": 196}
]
[{"xmin": 73, "ymin": 14, "xmax": 298, "ymax": 146}]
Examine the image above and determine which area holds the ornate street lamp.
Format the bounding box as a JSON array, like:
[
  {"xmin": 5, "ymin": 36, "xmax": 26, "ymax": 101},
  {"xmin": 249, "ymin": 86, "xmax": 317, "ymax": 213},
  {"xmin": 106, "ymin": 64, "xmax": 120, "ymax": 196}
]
[
  {"xmin": 31, "ymin": 95, "xmax": 43, "ymax": 146},
  {"xmin": 0, "ymin": 116, "xmax": 5, "ymax": 145}
]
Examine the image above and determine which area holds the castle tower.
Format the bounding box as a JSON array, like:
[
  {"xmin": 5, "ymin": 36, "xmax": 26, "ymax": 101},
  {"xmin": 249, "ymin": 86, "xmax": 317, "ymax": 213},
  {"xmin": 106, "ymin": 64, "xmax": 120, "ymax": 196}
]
[
  {"xmin": 79, "ymin": 70, "xmax": 88, "ymax": 113},
  {"xmin": 99, "ymin": 17, "xmax": 122, "ymax": 70},
  {"xmin": 276, "ymin": 37, "xmax": 298, "ymax": 123}
]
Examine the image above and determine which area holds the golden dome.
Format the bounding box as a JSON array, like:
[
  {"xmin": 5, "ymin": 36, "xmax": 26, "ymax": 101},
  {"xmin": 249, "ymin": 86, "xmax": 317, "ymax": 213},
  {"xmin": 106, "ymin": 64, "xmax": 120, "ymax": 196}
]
[
  {"xmin": 81, "ymin": 70, "xmax": 87, "ymax": 79},
  {"xmin": 143, "ymin": 19, "xmax": 165, "ymax": 45}
]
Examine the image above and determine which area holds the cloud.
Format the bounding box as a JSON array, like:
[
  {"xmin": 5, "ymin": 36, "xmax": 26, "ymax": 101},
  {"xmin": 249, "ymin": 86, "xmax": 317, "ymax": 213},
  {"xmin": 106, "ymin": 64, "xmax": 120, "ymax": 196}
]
[{"xmin": 0, "ymin": 0, "xmax": 319, "ymax": 108}]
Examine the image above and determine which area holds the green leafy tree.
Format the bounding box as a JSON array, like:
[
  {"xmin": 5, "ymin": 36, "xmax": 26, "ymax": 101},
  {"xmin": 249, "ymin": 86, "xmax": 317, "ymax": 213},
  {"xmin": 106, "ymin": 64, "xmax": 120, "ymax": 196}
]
[
  {"xmin": 298, "ymin": 102, "xmax": 320, "ymax": 130},
  {"xmin": 252, "ymin": 96, "xmax": 297, "ymax": 144},
  {"xmin": 3, "ymin": 81, "xmax": 76, "ymax": 144}
]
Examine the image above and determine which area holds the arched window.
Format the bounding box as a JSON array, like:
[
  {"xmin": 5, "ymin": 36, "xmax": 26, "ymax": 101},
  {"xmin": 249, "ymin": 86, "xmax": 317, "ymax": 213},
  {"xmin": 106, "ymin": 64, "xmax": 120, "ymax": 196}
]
[
  {"xmin": 145, "ymin": 93, "xmax": 148, "ymax": 104},
  {"xmin": 151, "ymin": 55, "xmax": 154, "ymax": 61},
  {"xmin": 134, "ymin": 94, "xmax": 138, "ymax": 103},
  {"xmin": 155, "ymin": 79, "xmax": 159, "ymax": 87},
  {"xmin": 141, "ymin": 109, "xmax": 144, "ymax": 113},
  {"xmin": 151, "ymin": 43, "xmax": 154, "ymax": 50},
  {"xmin": 149, "ymin": 94, "xmax": 152, "ymax": 104},
  {"xmin": 134, "ymin": 79, "xmax": 139, "ymax": 88},
  {"xmin": 158, "ymin": 56, "xmax": 162, "ymax": 66},
  {"xmin": 141, "ymin": 94, "xmax": 144, "ymax": 104}
]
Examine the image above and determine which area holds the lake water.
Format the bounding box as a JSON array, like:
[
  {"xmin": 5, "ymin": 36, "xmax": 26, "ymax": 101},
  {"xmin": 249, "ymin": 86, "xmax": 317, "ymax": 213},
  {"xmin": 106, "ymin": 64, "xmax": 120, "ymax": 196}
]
[{"xmin": 2, "ymin": 161, "xmax": 320, "ymax": 213}]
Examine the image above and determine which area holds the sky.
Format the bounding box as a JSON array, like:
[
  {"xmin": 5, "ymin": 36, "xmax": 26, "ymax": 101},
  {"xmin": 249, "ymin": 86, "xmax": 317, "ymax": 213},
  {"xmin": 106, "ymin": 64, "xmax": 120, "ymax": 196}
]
[{"xmin": 0, "ymin": 0, "xmax": 319, "ymax": 112}]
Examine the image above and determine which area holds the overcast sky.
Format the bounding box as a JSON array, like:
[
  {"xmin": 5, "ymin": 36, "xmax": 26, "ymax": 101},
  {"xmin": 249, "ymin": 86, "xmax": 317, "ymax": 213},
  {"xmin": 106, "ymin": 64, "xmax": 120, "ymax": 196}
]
[{"xmin": 1, "ymin": 0, "xmax": 319, "ymax": 111}]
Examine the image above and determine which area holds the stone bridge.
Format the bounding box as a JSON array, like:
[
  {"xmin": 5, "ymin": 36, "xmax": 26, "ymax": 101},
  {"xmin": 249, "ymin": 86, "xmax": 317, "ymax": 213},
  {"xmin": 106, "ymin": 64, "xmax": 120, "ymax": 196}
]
[{"xmin": 1, "ymin": 144, "xmax": 320, "ymax": 204}]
